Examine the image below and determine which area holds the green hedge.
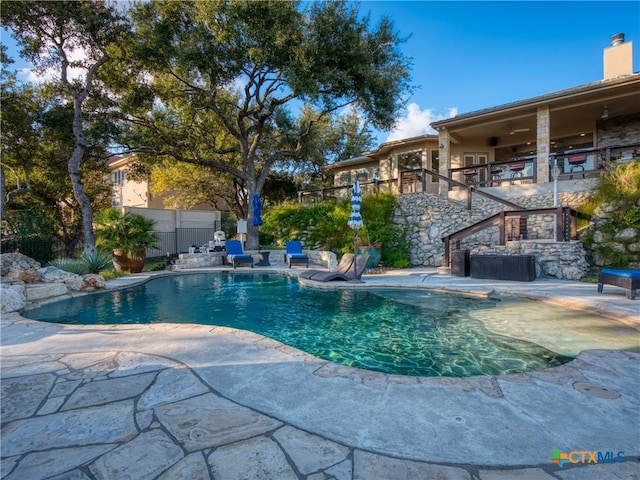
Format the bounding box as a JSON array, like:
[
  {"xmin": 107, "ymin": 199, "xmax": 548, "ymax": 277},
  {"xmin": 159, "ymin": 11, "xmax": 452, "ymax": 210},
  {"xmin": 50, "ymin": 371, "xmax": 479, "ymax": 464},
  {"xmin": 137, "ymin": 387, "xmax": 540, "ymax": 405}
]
[{"xmin": 261, "ymin": 192, "xmax": 410, "ymax": 268}]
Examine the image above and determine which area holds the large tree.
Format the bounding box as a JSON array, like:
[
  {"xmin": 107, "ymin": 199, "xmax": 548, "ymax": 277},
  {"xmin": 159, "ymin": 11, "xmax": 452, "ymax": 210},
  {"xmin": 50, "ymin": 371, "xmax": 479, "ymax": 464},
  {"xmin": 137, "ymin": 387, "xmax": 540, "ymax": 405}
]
[
  {"xmin": 119, "ymin": 0, "xmax": 412, "ymax": 249},
  {"xmin": 2, "ymin": 1, "xmax": 129, "ymax": 255},
  {"xmin": 0, "ymin": 54, "xmax": 112, "ymax": 255}
]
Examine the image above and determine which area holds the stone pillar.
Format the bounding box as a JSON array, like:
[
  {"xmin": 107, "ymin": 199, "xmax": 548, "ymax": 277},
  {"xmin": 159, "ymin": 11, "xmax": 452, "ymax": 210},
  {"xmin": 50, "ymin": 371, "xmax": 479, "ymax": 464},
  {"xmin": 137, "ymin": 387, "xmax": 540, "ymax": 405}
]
[
  {"xmin": 536, "ymin": 106, "xmax": 550, "ymax": 183},
  {"xmin": 438, "ymin": 128, "xmax": 450, "ymax": 196}
]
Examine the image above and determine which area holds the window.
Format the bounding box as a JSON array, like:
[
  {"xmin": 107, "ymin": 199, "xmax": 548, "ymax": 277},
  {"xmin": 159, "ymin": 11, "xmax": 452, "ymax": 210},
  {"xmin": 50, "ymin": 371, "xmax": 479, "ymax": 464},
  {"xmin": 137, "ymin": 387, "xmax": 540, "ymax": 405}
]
[
  {"xmin": 355, "ymin": 169, "xmax": 369, "ymax": 181},
  {"xmin": 337, "ymin": 172, "xmax": 352, "ymax": 186},
  {"xmin": 430, "ymin": 150, "xmax": 439, "ymax": 182},
  {"xmin": 462, "ymin": 153, "xmax": 488, "ymax": 184},
  {"xmin": 397, "ymin": 150, "xmax": 422, "ymax": 171},
  {"xmin": 112, "ymin": 169, "xmax": 125, "ymax": 185}
]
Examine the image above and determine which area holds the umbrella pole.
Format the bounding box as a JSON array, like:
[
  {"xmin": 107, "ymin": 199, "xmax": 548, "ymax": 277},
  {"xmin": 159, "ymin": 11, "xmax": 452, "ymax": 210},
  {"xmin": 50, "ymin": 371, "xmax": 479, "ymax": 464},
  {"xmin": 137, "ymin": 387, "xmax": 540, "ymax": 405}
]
[
  {"xmin": 347, "ymin": 228, "xmax": 363, "ymax": 283},
  {"xmin": 354, "ymin": 229, "xmax": 358, "ymax": 279}
]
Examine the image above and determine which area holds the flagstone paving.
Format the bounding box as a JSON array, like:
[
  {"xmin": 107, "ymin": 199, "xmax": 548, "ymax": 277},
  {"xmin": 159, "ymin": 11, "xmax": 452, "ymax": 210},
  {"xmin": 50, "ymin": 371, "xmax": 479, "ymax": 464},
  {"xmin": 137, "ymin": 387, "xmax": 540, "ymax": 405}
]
[{"xmin": 1, "ymin": 266, "xmax": 639, "ymax": 479}]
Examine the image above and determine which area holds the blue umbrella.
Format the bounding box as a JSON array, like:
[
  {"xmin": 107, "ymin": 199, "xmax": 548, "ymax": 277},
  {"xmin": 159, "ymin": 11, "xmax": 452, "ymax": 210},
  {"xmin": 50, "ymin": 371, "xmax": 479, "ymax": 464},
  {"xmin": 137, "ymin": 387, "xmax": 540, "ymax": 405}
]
[
  {"xmin": 347, "ymin": 180, "xmax": 364, "ymax": 282},
  {"xmin": 347, "ymin": 180, "xmax": 363, "ymax": 230},
  {"xmin": 252, "ymin": 194, "xmax": 263, "ymax": 227}
]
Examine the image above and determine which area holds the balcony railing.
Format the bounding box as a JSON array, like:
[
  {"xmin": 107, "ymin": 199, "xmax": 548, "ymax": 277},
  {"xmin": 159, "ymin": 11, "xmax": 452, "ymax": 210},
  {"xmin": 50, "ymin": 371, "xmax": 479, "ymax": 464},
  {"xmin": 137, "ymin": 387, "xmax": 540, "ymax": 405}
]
[
  {"xmin": 450, "ymin": 157, "xmax": 537, "ymax": 188},
  {"xmin": 552, "ymin": 144, "xmax": 640, "ymax": 179},
  {"xmin": 297, "ymin": 143, "xmax": 639, "ymax": 203}
]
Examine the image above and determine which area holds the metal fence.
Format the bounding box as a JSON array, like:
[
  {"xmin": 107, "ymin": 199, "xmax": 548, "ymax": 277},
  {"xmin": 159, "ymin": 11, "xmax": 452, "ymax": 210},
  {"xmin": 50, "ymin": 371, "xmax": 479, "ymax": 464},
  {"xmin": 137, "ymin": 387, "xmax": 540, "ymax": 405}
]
[
  {"xmin": 2, "ymin": 227, "xmax": 222, "ymax": 263},
  {"xmin": 147, "ymin": 228, "xmax": 219, "ymax": 258}
]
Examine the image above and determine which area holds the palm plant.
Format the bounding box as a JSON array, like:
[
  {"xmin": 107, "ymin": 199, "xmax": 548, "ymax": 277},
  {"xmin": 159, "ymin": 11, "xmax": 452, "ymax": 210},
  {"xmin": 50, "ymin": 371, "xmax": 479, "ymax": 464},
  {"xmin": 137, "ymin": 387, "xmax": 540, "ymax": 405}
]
[{"xmin": 95, "ymin": 209, "xmax": 160, "ymax": 273}]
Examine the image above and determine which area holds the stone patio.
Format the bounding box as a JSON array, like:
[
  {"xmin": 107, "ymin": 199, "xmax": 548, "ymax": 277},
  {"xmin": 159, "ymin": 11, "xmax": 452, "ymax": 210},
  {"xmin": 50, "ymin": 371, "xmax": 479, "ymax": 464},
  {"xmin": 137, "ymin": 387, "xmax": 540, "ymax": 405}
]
[{"xmin": 1, "ymin": 265, "xmax": 639, "ymax": 479}]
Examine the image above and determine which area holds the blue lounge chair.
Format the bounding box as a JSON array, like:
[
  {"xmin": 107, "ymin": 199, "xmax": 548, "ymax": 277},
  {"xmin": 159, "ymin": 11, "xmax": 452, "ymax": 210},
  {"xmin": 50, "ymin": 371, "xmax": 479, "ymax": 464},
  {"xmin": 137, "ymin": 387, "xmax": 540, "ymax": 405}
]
[
  {"xmin": 285, "ymin": 240, "xmax": 309, "ymax": 268},
  {"xmin": 225, "ymin": 240, "xmax": 253, "ymax": 269}
]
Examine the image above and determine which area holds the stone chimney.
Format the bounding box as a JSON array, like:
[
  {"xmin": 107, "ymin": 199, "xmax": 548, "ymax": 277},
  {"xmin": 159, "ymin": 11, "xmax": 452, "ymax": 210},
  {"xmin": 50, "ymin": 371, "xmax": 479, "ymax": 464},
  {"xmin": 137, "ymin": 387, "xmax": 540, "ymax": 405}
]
[{"xmin": 604, "ymin": 33, "xmax": 633, "ymax": 79}]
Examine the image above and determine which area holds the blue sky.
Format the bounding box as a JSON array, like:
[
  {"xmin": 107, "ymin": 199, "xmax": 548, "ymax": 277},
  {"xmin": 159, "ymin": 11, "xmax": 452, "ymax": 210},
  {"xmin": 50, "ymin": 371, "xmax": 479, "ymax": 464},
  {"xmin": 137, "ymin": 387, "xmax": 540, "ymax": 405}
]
[
  {"xmin": 3, "ymin": 1, "xmax": 639, "ymax": 146},
  {"xmin": 359, "ymin": 1, "xmax": 640, "ymax": 143}
]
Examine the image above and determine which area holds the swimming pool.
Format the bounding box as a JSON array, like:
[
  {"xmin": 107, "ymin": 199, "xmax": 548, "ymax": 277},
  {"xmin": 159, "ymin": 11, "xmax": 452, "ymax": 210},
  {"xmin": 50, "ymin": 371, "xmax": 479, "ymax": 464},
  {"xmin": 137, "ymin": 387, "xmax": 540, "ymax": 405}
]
[{"xmin": 22, "ymin": 271, "xmax": 577, "ymax": 377}]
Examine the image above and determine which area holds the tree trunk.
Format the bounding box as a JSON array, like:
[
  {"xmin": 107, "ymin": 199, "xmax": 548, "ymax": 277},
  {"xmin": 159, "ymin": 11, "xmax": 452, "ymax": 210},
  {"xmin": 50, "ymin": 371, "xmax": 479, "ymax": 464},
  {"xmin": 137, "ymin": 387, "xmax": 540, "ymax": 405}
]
[
  {"xmin": 69, "ymin": 96, "xmax": 96, "ymax": 256},
  {"xmin": 246, "ymin": 221, "xmax": 259, "ymax": 250}
]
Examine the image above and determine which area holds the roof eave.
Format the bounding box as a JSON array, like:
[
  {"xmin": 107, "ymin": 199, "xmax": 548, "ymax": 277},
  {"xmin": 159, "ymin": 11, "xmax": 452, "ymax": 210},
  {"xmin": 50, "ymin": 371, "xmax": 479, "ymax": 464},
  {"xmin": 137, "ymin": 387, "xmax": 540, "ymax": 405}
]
[{"xmin": 431, "ymin": 73, "xmax": 640, "ymax": 129}]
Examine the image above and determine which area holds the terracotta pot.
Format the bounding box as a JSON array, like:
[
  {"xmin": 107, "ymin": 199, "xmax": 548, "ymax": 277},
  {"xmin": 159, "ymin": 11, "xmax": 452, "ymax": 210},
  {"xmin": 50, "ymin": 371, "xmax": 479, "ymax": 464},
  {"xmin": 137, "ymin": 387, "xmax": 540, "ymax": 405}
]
[{"xmin": 112, "ymin": 251, "xmax": 145, "ymax": 273}]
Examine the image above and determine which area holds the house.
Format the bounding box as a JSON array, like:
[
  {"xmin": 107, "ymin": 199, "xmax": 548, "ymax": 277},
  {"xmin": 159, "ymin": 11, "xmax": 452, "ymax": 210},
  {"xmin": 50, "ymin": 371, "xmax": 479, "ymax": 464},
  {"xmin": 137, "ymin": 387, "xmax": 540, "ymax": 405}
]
[
  {"xmin": 304, "ymin": 34, "xmax": 639, "ymax": 277},
  {"xmin": 314, "ymin": 33, "xmax": 639, "ymax": 202}
]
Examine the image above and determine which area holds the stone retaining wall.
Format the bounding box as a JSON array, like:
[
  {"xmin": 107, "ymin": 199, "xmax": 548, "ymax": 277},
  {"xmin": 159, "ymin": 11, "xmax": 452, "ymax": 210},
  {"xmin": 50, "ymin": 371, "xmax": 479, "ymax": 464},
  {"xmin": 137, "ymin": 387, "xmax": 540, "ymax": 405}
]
[
  {"xmin": 394, "ymin": 182, "xmax": 597, "ymax": 279},
  {"xmin": 473, "ymin": 241, "xmax": 589, "ymax": 280},
  {"xmin": 586, "ymin": 201, "xmax": 640, "ymax": 268}
]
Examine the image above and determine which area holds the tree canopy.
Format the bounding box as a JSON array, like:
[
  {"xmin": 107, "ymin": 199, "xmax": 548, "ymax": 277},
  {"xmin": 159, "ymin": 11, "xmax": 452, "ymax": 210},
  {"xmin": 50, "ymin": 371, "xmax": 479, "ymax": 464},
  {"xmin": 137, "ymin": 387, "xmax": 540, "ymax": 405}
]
[
  {"xmin": 1, "ymin": 0, "xmax": 129, "ymax": 254},
  {"xmin": 118, "ymin": 0, "xmax": 413, "ymax": 248},
  {"xmin": 1, "ymin": 48, "xmax": 112, "ymax": 255}
]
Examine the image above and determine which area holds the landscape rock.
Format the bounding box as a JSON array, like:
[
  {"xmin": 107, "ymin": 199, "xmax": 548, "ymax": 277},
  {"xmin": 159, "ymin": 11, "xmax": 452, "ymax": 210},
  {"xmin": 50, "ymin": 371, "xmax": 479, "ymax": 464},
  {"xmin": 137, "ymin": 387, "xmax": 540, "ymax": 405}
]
[
  {"xmin": 38, "ymin": 266, "xmax": 78, "ymax": 283},
  {"xmin": 1, "ymin": 253, "xmax": 106, "ymax": 304},
  {"xmin": 1, "ymin": 283, "xmax": 27, "ymax": 313},
  {"xmin": 81, "ymin": 274, "xmax": 106, "ymax": 291},
  {"xmin": 0, "ymin": 253, "xmax": 42, "ymax": 282}
]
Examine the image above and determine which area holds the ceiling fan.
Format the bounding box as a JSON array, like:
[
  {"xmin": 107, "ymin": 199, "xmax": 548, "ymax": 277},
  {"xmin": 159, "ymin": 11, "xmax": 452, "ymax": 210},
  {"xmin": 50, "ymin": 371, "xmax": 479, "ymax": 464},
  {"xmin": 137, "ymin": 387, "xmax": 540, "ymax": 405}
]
[{"xmin": 509, "ymin": 124, "xmax": 530, "ymax": 135}]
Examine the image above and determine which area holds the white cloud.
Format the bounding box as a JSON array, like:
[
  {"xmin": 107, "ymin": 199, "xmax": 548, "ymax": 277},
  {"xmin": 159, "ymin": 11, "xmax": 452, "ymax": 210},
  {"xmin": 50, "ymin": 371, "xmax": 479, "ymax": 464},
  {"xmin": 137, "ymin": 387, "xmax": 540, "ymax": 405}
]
[
  {"xmin": 16, "ymin": 44, "xmax": 90, "ymax": 85},
  {"xmin": 386, "ymin": 103, "xmax": 458, "ymax": 141}
]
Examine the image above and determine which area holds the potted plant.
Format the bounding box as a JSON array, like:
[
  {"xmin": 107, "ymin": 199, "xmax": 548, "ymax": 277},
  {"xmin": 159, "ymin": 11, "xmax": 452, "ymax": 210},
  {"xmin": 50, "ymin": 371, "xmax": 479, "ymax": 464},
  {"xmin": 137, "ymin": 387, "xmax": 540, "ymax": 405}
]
[
  {"xmin": 95, "ymin": 209, "xmax": 160, "ymax": 273},
  {"xmin": 355, "ymin": 228, "xmax": 383, "ymax": 269}
]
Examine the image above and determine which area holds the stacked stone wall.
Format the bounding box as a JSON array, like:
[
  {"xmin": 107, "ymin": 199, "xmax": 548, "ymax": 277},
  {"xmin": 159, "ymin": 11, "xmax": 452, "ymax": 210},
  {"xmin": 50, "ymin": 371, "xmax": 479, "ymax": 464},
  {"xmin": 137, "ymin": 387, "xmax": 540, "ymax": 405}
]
[
  {"xmin": 586, "ymin": 202, "xmax": 640, "ymax": 268},
  {"xmin": 394, "ymin": 182, "xmax": 597, "ymax": 279},
  {"xmin": 473, "ymin": 242, "xmax": 589, "ymax": 280}
]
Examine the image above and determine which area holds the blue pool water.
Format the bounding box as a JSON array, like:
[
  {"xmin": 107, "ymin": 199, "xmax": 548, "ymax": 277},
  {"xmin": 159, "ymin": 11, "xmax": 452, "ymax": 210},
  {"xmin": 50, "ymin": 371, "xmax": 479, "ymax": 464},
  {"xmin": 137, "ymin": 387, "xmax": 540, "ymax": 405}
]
[{"xmin": 23, "ymin": 272, "xmax": 572, "ymax": 377}]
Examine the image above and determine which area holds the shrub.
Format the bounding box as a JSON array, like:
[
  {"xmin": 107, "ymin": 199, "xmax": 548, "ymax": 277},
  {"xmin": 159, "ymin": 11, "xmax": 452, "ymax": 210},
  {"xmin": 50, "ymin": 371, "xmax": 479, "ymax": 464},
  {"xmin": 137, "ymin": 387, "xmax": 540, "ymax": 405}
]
[
  {"xmin": 48, "ymin": 258, "xmax": 89, "ymax": 275},
  {"xmin": 262, "ymin": 193, "xmax": 410, "ymax": 268},
  {"xmin": 95, "ymin": 209, "xmax": 160, "ymax": 259},
  {"xmin": 81, "ymin": 251, "xmax": 112, "ymax": 274}
]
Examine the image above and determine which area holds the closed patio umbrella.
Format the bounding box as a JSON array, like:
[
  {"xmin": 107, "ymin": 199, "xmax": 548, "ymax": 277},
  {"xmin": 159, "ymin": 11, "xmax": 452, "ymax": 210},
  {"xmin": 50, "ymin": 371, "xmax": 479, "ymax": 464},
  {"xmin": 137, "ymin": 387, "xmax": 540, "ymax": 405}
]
[
  {"xmin": 347, "ymin": 180, "xmax": 364, "ymax": 283},
  {"xmin": 252, "ymin": 194, "xmax": 264, "ymax": 227},
  {"xmin": 252, "ymin": 193, "xmax": 264, "ymax": 254}
]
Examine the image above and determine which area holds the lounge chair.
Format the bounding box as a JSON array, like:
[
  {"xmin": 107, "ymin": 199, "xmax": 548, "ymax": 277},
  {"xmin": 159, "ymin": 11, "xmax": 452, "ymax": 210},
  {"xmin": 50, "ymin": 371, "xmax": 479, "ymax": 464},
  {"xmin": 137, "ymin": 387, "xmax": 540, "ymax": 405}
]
[
  {"xmin": 307, "ymin": 254, "xmax": 369, "ymax": 282},
  {"xmin": 224, "ymin": 240, "xmax": 254, "ymax": 269},
  {"xmin": 285, "ymin": 240, "xmax": 309, "ymax": 268},
  {"xmin": 299, "ymin": 253, "xmax": 354, "ymax": 279},
  {"xmin": 598, "ymin": 268, "xmax": 640, "ymax": 300}
]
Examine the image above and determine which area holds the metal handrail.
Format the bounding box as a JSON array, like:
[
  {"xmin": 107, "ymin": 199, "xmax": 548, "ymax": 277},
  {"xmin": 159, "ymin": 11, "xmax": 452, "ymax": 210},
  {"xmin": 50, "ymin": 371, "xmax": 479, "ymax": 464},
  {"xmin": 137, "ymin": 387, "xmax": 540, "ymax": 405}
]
[{"xmin": 441, "ymin": 206, "xmax": 579, "ymax": 266}]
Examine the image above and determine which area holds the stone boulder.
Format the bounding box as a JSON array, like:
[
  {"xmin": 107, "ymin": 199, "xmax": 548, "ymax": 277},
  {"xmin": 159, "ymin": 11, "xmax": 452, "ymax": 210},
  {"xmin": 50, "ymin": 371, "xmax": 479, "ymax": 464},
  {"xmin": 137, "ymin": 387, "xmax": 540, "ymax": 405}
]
[
  {"xmin": 37, "ymin": 265, "xmax": 78, "ymax": 283},
  {"xmin": 0, "ymin": 253, "xmax": 42, "ymax": 282},
  {"xmin": 1, "ymin": 253, "xmax": 106, "ymax": 305},
  {"xmin": 1, "ymin": 283, "xmax": 27, "ymax": 313},
  {"xmin": 81, "ymin": 274, "xmax": 106, "ymax": 291}
]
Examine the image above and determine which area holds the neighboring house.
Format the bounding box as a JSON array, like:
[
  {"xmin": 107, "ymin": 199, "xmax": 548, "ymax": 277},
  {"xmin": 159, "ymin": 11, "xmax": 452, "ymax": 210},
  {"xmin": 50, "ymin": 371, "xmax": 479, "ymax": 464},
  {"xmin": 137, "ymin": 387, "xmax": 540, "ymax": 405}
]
[
  {"xmin": 106, "ymin": 155, "xmax": 222, "ymax": 256},
  {"xmin": 107, "ymin": 155, "xmax": 163, "ymax": 209},
  {"xmin": 315, "ymin": 33, "xmax": 639, "ymax": 201}
]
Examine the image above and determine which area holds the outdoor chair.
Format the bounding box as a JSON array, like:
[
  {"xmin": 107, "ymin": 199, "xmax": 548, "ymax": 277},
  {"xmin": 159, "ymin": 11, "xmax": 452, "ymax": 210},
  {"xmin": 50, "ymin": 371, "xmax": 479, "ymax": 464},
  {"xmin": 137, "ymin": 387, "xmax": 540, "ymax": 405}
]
[
  {"xmin": 224, "ymin": 240, "xmax": 254, "ymax": 269},
  {"xmin": 597, "ymin": 268, "xmax": 640, "ymax": 300},
  {"xmin": 306, "ymin": 254, "xmax": 369, "ymax": 282},
  {"xmin": 285, "ymin": 240, "xmax": 309, "ymax": 268},
  {"xmin": 299, "ymin": 253, "xmax": 354, "ymax": 279}
]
